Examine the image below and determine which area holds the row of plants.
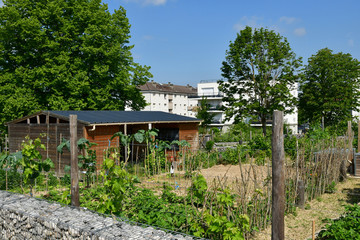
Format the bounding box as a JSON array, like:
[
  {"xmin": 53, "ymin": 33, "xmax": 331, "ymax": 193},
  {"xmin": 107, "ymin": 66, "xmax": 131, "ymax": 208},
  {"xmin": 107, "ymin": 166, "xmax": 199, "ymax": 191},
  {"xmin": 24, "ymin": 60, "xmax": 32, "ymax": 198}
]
[
  {"xmin": 0, "ymin": 124, "xmax": 354, "ymax": 239},
  {"xmin": 40, "ymin": 156, "xmax": 250, "ymax": 239},
  {"xmin": 317, "ymin": 204, "xmax": 360, "ymax": 239}
]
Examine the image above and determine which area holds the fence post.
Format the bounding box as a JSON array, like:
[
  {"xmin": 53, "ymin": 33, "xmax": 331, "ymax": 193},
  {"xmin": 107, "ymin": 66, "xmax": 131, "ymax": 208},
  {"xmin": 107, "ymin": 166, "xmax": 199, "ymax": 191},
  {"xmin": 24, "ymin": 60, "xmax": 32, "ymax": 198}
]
[
  {"xmin": 297, "ymin": 180, "xmax": 305, "ymax": 209},
  {"xmin": 70, "ymin": 115, "xmax": 79, "ymax": 207},
  {"xmin": 272, "ymin": 110, "xmax": 285, "ymax": 240}
]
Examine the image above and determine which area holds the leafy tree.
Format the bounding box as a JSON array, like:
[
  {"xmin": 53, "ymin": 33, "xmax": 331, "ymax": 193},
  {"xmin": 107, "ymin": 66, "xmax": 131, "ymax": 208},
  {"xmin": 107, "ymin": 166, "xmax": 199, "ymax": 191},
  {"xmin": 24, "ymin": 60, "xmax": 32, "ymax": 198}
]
[
  {"xmin": 196, "ymin": 97, "xmax": 215, "ymax": 131},
  {"xmin": 299, "ymin": 48, "xmax": 360, "ymax": 126},
  {"xmin": 219, "ymin": 26, "xmax": 302, "ymax": 136},
  {"xmin": 0, "ymin": 0, "xmax": 152, "ymax": 132}
]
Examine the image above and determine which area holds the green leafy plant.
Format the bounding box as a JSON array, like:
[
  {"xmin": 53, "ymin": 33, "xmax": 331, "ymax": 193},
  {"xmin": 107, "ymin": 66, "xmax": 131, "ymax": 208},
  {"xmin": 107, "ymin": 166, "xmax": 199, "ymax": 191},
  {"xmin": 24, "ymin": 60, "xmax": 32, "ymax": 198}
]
[
  {"xmin": 111, "ymin": 131, "xmax": 133, "ymax": 167},
  {"xmin": 57, "ymin": 137, "xmax": 97, "ymax": 188},
  {"xmin": 205, "ymin": 140, "xmax": 215, "ymax": 152},
  {"xmin": 134, "ymin": 128, "xmax": 159, "ymax": 176},
  {"xmin": 97, "ymin": 158, "xmax": 136, "ymax": 214},
  {"xmin": 19, "ymin": 136, "xmax": 54, "ymax": 196},
  {"xmin": 317, "ymin": 204, "xmax": 360, "ymax": 240},
  {"xmin": 188, "ymin": 174, "xmax": 208, "ymax": 206}
]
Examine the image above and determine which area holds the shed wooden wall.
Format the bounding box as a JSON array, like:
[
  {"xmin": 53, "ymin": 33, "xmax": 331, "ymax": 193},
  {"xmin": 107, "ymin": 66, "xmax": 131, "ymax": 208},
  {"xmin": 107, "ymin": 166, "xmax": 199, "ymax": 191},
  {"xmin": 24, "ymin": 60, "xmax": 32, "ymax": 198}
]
[
  {"xmin": 8, "ymin": 113, "xmax": 199, "ymax": 175},
  {"xmin": 8, "ymin": 122, "xmax": 84, "ymax": 175},
  {"xmin": 84, "ymin": 125, "xmax": 122, "ymax": 168}
]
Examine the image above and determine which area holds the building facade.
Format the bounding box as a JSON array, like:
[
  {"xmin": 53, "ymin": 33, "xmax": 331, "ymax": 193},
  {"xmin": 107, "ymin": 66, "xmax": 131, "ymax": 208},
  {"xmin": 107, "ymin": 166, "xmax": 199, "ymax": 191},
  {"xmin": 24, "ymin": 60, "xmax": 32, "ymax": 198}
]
[
  {"xmin": 192, "ymin": 80, "xmax": 298, "ymax": 133},
  {"xmin": 137, "ymin": 81, "xmax": 198, "ymax": 117}
]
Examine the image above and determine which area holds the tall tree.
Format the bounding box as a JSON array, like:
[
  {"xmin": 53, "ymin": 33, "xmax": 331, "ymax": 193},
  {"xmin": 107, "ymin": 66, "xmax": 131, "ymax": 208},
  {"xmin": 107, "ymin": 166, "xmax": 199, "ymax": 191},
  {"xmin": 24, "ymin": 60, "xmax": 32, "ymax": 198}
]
[
  {"xmin": 299, "ymin": 48, "xmax": 360, "ymax": 126},
  {"xmin": 219, "ymin": 26, "xmax": 302, "ymax": 136},
  {"xmin": 196, "ymin": 96, "xmax": 215, "ymax": 131},
  {"xmin": 0, "ymin": 0, "xmax": 152, "ymax": 131}
]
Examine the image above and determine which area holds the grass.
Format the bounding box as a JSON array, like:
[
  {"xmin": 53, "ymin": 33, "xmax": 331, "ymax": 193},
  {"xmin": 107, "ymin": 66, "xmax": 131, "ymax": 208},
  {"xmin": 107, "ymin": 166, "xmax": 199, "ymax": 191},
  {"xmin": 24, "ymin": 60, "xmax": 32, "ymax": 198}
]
[{"xmin": 253, "ymin": 176, "xmax": 360, "ymax": 240}]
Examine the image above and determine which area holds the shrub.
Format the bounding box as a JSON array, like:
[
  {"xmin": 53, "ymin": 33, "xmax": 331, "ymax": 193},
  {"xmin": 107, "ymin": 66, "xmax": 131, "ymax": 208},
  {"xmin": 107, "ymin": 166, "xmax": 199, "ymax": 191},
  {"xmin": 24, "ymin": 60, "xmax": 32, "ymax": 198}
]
[
  {"xmin": 317, "ymin": 204, "xmax": 360, "ymax": 240},
  {"xmin": 205, "ymin": 140, "xmax": 215, "ymax": 152}
]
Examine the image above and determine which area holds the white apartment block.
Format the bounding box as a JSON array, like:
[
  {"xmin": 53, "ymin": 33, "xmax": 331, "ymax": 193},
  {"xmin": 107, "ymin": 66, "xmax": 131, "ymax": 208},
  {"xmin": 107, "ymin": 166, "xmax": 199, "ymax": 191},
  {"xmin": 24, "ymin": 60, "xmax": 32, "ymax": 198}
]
[
  {"xmin": 137, "ymin": 81, "xmax": 198, "ymax": 117},
  {"xmin": 194, "ymin": 80, "xmax": 298, "ymax": 133}
]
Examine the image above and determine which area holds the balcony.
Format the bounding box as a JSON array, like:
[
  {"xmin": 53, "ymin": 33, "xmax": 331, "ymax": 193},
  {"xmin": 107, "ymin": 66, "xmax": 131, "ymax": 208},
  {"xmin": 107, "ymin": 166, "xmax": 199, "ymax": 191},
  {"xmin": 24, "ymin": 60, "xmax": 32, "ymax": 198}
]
[
  {"xmin": 208, "ymin": 105, "xmax": 223, "ymax": 110},
  {"xmin": 188, "ymin": 94, "xmax": 224, "ymax": 99}
]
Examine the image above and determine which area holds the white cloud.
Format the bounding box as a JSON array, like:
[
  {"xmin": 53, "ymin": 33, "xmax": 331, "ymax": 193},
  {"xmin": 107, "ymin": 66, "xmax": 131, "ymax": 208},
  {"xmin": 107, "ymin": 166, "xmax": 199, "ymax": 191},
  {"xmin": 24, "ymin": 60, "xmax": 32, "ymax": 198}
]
[
  {"xmin": 233, "ymin": 16, "xmax": 282, "ymax": 34},
  {"xmin": 294, "ymin": 27, "xmax": 306, "ymax": 36},
  {"xmin": 348, "ymin": 39, "xmax": 354, "ymax": 47},
  {"xmin": 124, "ymin": 0, "xmax": 167, "ymax": 6},
  {"xmin": 279, "ymin": 16, "xmax": 297, "ymax": 25},
  {"xmin": 233, "ymin": 16, "xmax": 263, "ymax": 31}
]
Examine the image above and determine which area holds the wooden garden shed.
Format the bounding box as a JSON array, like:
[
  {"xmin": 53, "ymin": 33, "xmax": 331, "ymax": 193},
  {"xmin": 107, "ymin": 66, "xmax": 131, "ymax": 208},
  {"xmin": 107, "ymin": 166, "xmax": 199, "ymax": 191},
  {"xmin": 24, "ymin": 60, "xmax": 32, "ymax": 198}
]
[{"xmin": 7, "ymin": 110, "xmax": 201, "ymax": 174}]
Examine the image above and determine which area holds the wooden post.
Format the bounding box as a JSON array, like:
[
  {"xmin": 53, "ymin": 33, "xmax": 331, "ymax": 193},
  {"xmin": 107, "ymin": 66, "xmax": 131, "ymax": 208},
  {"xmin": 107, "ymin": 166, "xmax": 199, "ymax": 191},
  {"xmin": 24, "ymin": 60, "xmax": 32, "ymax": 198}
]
[
  {"xmin": 348, "ymin": 121, "xmax": 352, "ymax": 154},
  {"xmin": 312, "ymin": 220, "xmax": 315, "ymax": 240},
  {"xmin": 70, "ymin": 115, "xmax": 79, "ymax": 207},
  {"xmin": 297, "ymin": 180, "xmax": 305, "ymax": 209},
  {"xmin": 5, "ymin": 134, "xmax": 8, "ymax": 152},
  {"xmin": 124, "ymin": 124, "xmax": 128, "ymax": 163},
  {"xmin": 59, "ymin": 133, "xmax": 62, "ymax": 175},
  {"xmin": 272, "ymin": 110, "xmax": 285, "ymax": 240},
  {"xmin": 5, "ymin": 159, "xmax": 8, "ymax": 191},
  {"xmin": 46, "ymin": 113, "xmax": 49, "ymax": 158}
]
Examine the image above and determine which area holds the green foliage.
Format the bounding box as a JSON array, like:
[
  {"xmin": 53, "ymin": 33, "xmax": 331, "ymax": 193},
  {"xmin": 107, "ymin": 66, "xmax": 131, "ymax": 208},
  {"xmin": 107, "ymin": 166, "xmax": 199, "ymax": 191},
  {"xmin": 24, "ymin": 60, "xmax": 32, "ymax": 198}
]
[
  {"xmin": 219, "ymin": 26, "xmax": 302, "ymax": 136},
  {"xmin": 0, "ymin": 168, "xmax": 22, "ymax": 190},
  {"xmin": 134, "ymin": 128, "xmax": 159, "ymax": 176},
  {"xmin": 96, "ymin": 158, "xmax": 136, "ymax": 214},
  {"xmin": 299, "ymin": 48, "xmax": 360, "ymax": 126},
  {"xmin": 188, "ymin": 174, "xmax": 208, "ymax": 205},
  {"xmin": 202, "ymin": 212, "xmax": 249, "ymax": 240},
  {"xmin": 111, "ymin": 131, "xmax": 133, "ymax": 166},
  {"xmin": 19, "ymin": 136, "xmax": 54, "ymax": 196},
  {"xmin": 317, "ymin": 204, "xmax": 360, "ymax": 240},
  {"xmin": 0, "ymin": 0, "xmax": 152, "ymax": 133},
  {"xmin": 307, "ymin": 125, "xmax": 332, "ymax": 142},
  {"xmin": 205, "ymin": 140, "xmax": 215, "ymax": 152},
  {"xmin": 57, "ymin": 137, "xmax": 97, "ymax": 187},
  {"xmin": 77, "ymin": 138, "xmax": 97, "ymax": 187},
  {"xmin": 47, "ymin": 172, "xmax": 59, "ymax": 187},
  {"xmin": 196, "ymin": 97, "xmax": 216, "ymax": 131},
  {"xmin": 248, "ymin": 135, "xmax": 271, "ymax": 165},
  {"xmin": 324, "ymin": 181, "xmax": 337, "ymax": 194},
  {"xmin": 219, "ymin": 145, "xmax": 249, "ymax": 165},
  {"xmin": 284, "ymin": 134, "xmax": 297, "ymax": 160}
]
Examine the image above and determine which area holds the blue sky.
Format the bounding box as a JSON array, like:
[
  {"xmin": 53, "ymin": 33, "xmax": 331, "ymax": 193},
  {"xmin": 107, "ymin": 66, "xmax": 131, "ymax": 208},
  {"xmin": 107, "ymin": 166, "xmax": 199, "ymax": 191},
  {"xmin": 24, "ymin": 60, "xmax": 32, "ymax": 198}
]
[
  {"xmin": 1, "ymin": 0, "xmax": 358, "ymax": 87},
  {"xmin": 102, "ymin": 0, "xmax": 360, "ymax": 86}
]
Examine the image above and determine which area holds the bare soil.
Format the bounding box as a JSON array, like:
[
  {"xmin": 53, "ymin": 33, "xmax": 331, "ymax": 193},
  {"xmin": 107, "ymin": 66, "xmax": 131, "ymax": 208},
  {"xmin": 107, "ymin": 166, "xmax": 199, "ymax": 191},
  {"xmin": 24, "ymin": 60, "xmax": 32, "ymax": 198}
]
[{"xmin": 140, "ymin": 163, "xmax": 270, "ymax": 195}]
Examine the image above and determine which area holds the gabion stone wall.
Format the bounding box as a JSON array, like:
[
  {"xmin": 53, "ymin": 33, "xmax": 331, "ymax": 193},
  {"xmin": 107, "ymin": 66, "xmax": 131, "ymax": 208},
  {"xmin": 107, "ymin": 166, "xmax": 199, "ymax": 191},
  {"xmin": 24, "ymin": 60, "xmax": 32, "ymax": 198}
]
[{"xmin": 0, "ymin": 191, "xmax": 193, "ymax": 240}]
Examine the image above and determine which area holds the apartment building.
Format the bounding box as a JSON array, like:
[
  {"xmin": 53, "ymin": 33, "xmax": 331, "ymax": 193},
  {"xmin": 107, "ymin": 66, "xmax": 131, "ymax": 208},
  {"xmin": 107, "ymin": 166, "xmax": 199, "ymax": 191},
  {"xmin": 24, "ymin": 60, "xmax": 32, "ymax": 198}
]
[
  {"xmin": 137, "ymin": 81, "xmax": 198, "ymax": 117},
  {"xmin": 192, "ymin": 80, "xmax": 298, "ymax": 133}
]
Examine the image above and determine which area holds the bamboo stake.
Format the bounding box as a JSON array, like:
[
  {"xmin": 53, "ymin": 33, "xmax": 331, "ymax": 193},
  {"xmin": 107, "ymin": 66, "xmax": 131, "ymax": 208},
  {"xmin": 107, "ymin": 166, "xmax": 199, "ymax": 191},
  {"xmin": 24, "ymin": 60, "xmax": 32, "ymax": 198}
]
[{"xmin": 312, "ymin": 220, "xmax": 315, "ymax": 240}]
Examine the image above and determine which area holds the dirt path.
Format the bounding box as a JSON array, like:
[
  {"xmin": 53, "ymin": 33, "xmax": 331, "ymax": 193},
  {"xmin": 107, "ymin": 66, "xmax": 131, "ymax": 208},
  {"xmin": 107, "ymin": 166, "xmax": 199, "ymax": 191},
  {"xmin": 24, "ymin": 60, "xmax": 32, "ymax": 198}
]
[{"xmin": 253, "ymin": 176, "xmax": 360, "ymax": 240}]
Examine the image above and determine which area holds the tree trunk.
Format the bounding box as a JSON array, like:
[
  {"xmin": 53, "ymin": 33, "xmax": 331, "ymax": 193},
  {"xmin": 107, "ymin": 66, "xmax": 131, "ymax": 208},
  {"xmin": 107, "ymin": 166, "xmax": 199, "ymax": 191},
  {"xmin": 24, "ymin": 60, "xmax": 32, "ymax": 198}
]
[{"xmin": 261, "ymin": 116, "xmax": 267, "ymax": 136}]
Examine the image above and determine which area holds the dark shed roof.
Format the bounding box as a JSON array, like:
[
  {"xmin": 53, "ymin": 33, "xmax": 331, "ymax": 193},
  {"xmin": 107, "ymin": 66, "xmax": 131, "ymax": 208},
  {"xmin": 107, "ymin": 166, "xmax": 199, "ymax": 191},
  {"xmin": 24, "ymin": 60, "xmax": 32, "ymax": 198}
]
[{"xmin": 8, "ymin": 111, "xmax": 201, "ymax": 125}]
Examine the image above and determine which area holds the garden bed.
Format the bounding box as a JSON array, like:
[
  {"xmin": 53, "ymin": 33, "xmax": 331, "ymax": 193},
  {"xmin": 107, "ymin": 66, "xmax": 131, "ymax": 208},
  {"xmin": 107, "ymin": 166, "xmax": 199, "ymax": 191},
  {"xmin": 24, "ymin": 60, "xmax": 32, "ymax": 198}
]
[{"xmin": 253, "ymin": 176, "xmax": 360, "ymax": 240}]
